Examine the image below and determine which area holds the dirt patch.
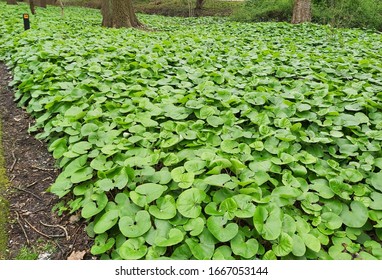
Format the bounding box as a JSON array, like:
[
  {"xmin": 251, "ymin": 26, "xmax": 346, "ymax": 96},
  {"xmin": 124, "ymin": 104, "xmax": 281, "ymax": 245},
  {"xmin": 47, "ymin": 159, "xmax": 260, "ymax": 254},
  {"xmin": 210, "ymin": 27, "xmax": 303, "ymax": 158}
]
[{"xmin": 0, "ymin": 62, "xmax": 92, "ymax": 260}]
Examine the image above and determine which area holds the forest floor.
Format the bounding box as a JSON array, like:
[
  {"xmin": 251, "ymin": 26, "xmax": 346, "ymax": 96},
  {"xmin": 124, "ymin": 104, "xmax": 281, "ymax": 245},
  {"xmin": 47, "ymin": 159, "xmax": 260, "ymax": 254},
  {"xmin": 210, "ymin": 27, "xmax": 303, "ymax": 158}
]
[{"xmin": 0, "ymin": 62, "xmax": 92, "ymax": 260}]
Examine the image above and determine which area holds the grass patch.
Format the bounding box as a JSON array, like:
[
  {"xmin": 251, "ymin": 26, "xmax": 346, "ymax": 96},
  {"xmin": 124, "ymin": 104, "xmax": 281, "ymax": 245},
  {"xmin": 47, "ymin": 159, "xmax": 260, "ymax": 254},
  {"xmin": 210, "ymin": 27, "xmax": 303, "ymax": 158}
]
[
  {"xmin": 0, "ymin": 116, "xmax": 9, "ymax": 260},
  {"xmin": 14, "ymin": 239, "xmax": 57, "ymax": 260}
]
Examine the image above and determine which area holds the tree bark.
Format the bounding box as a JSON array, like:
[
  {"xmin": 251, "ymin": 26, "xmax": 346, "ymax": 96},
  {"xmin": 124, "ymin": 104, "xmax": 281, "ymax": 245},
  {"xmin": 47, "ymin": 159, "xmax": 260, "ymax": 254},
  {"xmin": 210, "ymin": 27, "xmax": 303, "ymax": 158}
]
[
  {"xmin": 194, "ymin": 0, "xmax": 205, "ymax": 16},
  {"xmin": 30, "ymin": 0, "xmax": 36, "ymax": 15},
  {"xmin": 6, "ymin": 0, "xmax": 18, "ymax": 5},
  {"xmin": 195, "ymin": 0, "xmax": 205, "ymax": 10},
  {"xmin": 38, "ymin": 0, "xmax": 47, "ymax": 8},
  {"xmin": 292, "ymin": 0, "xmax": 312, "ymax": 24},
  {"xmin": 101, "ymin": 0, "xmax": 142, "ymax": 28}
]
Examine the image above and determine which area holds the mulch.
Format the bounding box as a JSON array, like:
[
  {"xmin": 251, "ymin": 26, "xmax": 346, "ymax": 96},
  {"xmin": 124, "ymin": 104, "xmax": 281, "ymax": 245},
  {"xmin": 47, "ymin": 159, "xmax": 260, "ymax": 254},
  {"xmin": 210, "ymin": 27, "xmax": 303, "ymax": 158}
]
[{"xmin": 0, "ymin": 62, "xmax": 92, "ymax": 260}]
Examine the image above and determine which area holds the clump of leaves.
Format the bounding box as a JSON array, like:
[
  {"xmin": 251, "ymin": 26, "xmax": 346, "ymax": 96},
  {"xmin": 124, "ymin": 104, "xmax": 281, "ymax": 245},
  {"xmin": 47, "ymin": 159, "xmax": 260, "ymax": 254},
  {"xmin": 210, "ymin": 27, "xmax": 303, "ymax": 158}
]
[{"xmin": 1, "ymin": 3, "xmax": 382, "ymax": 260}]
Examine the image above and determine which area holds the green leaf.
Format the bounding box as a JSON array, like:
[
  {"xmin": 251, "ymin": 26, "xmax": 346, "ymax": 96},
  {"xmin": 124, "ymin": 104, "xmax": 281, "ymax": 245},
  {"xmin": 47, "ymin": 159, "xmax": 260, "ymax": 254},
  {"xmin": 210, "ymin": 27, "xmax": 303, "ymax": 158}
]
[
  {"xmin": 170, "ymin": 167, "xmax": 194, "ymax": 189},
  {"xmin": 82, "ymin": 193, "xmax": 108, "ymax": 219},
  {"xmin": 94, "ymin": 210, "xmax": 119, "ymax": 234},
  {"xmin": 233, "ymin": 194, "xmax": 256, "ymax": 218},
  {"xmin": 231, "ymin": 232, "xmax": 258, "ymax": 258},
  {"xmin": 155, "ymin": 228, "xmax": 184, "ymax": 247},
  {"xmin": 213, "ymin": 246, "xmax": 235, "ymax": 260},
  {"xmin": 204, "ymin": 174, "xmax": 231, "ymax": 187},
  {"xmin": 199, "ymin": 106, "xmax": 215, "ymax": 119},
  {"xmin": 48, "ymin": 138, "xmax": 67, "ymax": 159},
  {"xmin": 370, "ymin": 192, "xmax": 382, "ymax": 210},
  {"xmin": 254, "ymin": 171, "xmax": 270, "ymax": 186},
  {"xmin": 90, "ymin": 233, "xmax": 115, "ymax": 255},
  {"xmin": 340, "ymin": 169, "xmax": 363, "ymax": 183},
  {"xmin": 130, "ymin": 183, "xmax": 167, "ymax": 207},
  {"xmin": 65, "ymin": 106, "xmax": 85, "ymax": 120},
  {"xmin": 272, "ymin": 233, "xmax": 293, "ymax": 257},
  {"xmin": 185, "ymin": 238, "xmax": 214, "ymax": 260},
  {"xmin": 81, "ymin": 123, "xmax": 98, "ymax": 136},
  {"xmin": 253, "ymin": 205, "xmax": 282, "ymax": 240},
  {"xmin": 291, "ymin": 234, "xmax": 306, "ymax": 257},
  {"xmin": 176, "ymin": 188, "xmax": 206, "ymax": 218},
  {"xmin": 71, "ymin": 141, "xmax": 92, "ymax": 154},
  {"xmin": 148, "ymin": 195, "xmax": 177, "ymax": 220},
  {"xmin": 221, "ymin": 139, "xmax": 239, "ymax": 154},
  {"xmin": 340, "ymin": 201, "xmax": 368, "ymax": 228},
  {"xmin": 118, "ymin": 237, "xmax": 147, "ymax": 260},
  {"xmin": 301, "ymin": 233, "xmax": 321, "ymax": 252},
  {"xmin": 370, "ymin": 172, "xmax": 382, "ymax": 192},
  {"xmin": 321, "ymin": 212, "xmax": 342, "ymax": 230},
  {"xmin": 207, "ymin": 216, "xmax": 239, "ymax": 242},
  {"xmin": 184, "ymin": 160, "xmax": 206, "ymax": 174},
  {"xmin": 183, "ymin": 217, "xmax": 205, "ymax": 236},
  {"xmin": 119, "ymin": 210, "xmax": 152, "ymax": 238}
]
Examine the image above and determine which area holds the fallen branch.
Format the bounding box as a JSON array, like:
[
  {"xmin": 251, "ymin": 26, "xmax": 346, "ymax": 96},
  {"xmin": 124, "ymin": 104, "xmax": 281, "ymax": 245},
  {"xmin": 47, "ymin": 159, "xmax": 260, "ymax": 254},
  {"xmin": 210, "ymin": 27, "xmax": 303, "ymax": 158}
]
[
  {"xmin": 25, "ymin": 181, "xmax": 38, "ymax": 188},
  {"xmin": 10, "ymin": 151, "xmax": 17, "ymax": 172},
  {"xmin": 40, "ymin": 221, "xmax": 69, "ymax": 241},
  {"xmin": 23, "ymin": 218, "xmax": 65, "ymax": 239},
  {"xmin": 31, "ymin": 165, "xmax": 56, "ymax": 172},
  {"xmin": 15, "ymin": 211, "xmax": 30, "ymax": 245}
]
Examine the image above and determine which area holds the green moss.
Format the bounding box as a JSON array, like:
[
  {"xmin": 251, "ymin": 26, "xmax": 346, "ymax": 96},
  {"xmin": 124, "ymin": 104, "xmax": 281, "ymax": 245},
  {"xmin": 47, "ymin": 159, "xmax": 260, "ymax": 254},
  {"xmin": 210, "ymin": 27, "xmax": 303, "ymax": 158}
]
[{"xmin": 0, "ymin": 117, "xmax": 9, "ymax": 260}]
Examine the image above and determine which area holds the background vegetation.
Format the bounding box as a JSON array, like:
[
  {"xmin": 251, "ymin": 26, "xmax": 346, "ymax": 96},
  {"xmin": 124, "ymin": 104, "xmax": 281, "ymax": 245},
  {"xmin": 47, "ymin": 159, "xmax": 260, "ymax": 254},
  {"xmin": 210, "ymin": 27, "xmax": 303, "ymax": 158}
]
[
  {"xmin": 232, "ymin": 0, "xmax": 382, "ymax": 30},
  {"xmin": 3, "ymin": 0, "xmax": 382, "ymax": 30}
]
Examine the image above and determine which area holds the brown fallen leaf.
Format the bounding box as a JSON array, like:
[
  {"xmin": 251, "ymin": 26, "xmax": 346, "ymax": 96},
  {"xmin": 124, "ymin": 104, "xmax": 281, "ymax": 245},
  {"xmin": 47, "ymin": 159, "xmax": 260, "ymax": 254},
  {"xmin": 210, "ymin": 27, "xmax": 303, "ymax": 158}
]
[{"xmin": 67, "ymin": 250, "xmax": 86, "ymax": 260}]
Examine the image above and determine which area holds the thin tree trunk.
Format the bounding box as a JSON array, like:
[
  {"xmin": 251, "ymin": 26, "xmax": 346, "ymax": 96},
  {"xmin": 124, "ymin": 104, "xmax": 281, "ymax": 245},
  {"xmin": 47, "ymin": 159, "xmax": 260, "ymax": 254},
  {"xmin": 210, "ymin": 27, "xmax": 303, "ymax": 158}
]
[
  {"xmin": 194, "ymin": 0, "xmax": 205, "ymax": 17},
  {"xmin": 38, "ymin": 0, "xmax": 47, "ymax": 8},
  {"xmin": 292, "ymin": 0, "xmax": 312, "ymax": 24},
  {"xmin": 101, "ymin": 0, "xmax": 142, "ymax": 28},
  {"xmin": 6, "ymin": 0, "xmax": 18, "ymax": 5},
  {"xmin": 30, "ymin": 0, "xmax": 36, "ymax": 15},
  {"xmin": 57, "ymin": 0, "xmax": 65, "ymax": 17},
  {"xmin": 195, "ymin": 0, "xmax": 204, "ymax": 10}
]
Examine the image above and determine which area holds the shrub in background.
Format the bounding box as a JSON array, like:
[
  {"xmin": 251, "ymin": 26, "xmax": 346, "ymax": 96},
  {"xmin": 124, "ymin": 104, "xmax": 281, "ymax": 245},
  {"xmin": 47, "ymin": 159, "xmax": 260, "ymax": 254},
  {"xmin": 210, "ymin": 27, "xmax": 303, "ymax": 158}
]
[
  {"xmin": 232, "ymin": 0, "xmax": 294, "ymax": 22},
  {"xmin": 232, "ymin": 0, "xmax": 382, "ymax": 30},
  {"xmin": 312, "ymin": 0, "xmax": 382, "ymax": 30}
]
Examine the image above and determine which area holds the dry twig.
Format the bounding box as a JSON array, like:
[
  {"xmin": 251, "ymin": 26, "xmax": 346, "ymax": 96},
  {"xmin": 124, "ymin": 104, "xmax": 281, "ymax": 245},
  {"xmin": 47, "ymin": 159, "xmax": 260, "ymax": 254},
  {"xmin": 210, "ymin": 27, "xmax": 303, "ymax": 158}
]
[
  {"xmin": 23, "ymin": 218, "xmax": 65, "ymax": 239},
  {"xmin": 31, "ymin": 164, "xmax": 56, "ymax": 171},
  {"xmin": 15, "ymin": 211, "xmax": 30, "ymax": 245},
  {"xmin": 10, "ymin": 150, "xmax": 17, "ymax": 172},
  {"xmin": 40, "ymin": 221, "xmax": 69, "ymax": 241}
]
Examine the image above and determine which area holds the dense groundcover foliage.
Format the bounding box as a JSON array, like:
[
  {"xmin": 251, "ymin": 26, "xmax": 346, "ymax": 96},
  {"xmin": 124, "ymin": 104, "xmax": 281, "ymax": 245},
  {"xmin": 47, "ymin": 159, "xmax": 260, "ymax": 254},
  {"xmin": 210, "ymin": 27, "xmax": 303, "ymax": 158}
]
[{"xmin": 1, "ymin": 4, "xmax": 382, "ymax": 260}]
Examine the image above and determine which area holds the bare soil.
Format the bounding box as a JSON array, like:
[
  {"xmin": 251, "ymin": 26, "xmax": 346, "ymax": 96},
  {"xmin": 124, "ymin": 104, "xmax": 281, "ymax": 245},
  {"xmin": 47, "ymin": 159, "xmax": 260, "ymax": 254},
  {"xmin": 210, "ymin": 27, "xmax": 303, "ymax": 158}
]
[{"xmin": 0, "ymin": 62, "xmax": 92, "ymax": 260}]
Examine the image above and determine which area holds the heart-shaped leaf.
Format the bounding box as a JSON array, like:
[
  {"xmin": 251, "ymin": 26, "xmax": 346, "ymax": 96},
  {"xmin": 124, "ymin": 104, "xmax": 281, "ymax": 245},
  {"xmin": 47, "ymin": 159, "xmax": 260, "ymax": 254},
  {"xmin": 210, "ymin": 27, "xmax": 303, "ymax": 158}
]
[
  {"xmin": 118, "ymin": 237, "xmax": 147, "ymax": 260},
  {"xmin": 119, "ymin": 210, "xmax": 152, "ymax": 238},
  {"xmin": 340, "ymin": 201, "xmax": 368, "ymax": 228},
  {"xmin": 94, "ymin": 210, "xmax": 119, "ymax": 234},
  {"xmin": 203, "ymin": 174, "xmax": 231, "ymax": 187},
  {"xmin": 253, "ymin": 205, "xmax": 282, "ymax": 240},
  {"xmin": 272, "ymin": 232, "xmax": 293, "ymax": 257},
  {"xmin": 176, "ymin": 188, "xmax": 206, "ymax": 218},
  {"xmin": 81, "ymin": 193, "xmax": 108, "ymax": 219},
  {"xmin": 148, "ymin": 195, "xmax": 177, "ymax": 220},
  {"xmin": 183, "ymin": 217, "xmax": 205, "ymax": 236},
  {"xmin": 230, "ymin": 231, "xmax": 258, "ymax": 258},
  {"xmin": 130, "ymin": 183, "xmax": 167, "ymax": 207},
  {"xmin": 207, "ymin": 216, "xmax": 239, "ymax": 242}
]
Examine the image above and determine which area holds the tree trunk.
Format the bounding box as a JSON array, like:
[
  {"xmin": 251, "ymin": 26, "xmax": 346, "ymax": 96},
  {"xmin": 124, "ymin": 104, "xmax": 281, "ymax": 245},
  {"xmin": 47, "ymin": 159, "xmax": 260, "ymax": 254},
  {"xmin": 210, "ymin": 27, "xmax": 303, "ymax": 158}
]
[
  {"xmin": 101, "ymin": 0, "xmax": 142, "ymax": 28},
  {"xmin": 292, "ymin": 0, "xmax": 312, "ymax": 24},
  {"xmin": 194, "ymin": 0, "xmax": 205, "ymax": 16},
  {"xmin": 38, "ymin": 0, "xmax": 47, "ymax": 8},
  {"xmin": 30, "ymin": 0, "xmax": 36, "ymax": 15},
  {"xmin": 195, "ymin": 0, "xmax": 204, "ymax": 10},
  {"xmin": 6, "ymin": 0, "xmax": 18, "ymax": 4}
]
